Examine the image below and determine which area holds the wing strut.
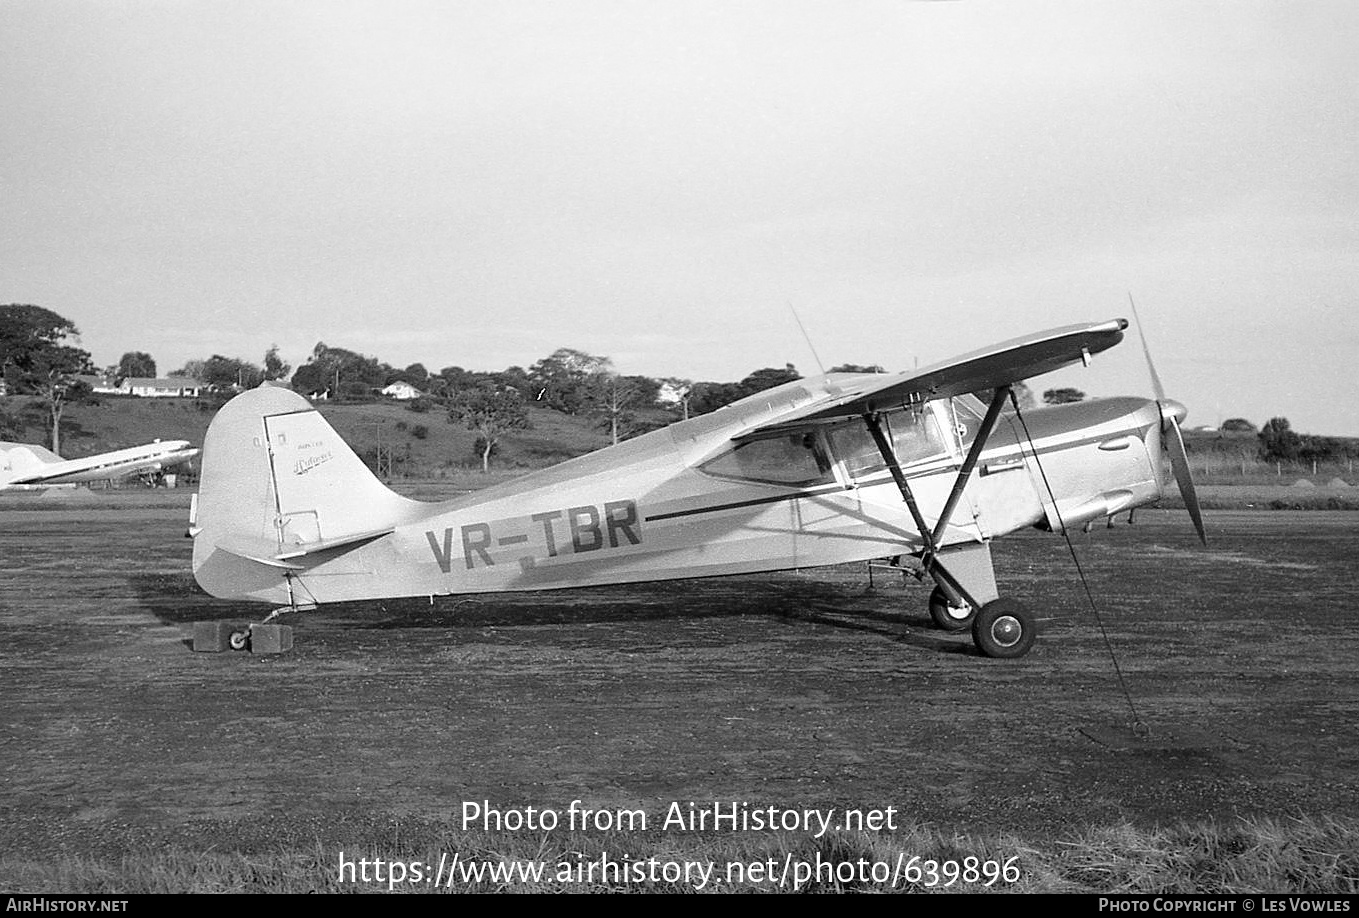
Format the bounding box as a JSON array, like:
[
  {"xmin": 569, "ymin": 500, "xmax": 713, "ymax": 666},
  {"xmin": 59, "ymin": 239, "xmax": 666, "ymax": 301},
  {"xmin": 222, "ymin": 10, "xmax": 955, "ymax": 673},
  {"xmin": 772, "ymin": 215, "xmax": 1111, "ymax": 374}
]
[
  {"xmin": 862, "ymin": 410, "xmax": 936, "ymax": 555},
  {"xmin": 862, "ymin": 386, "xmax": 1011, "ymax": 608},
  {"xmin": 930, "ymin": 385, "xmax": 1011, "ymax": 547}
]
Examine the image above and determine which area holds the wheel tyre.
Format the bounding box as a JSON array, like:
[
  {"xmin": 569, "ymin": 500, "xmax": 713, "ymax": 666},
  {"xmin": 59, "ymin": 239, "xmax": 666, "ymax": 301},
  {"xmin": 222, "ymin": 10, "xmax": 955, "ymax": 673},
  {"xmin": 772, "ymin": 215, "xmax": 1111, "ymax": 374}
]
[
  {"xmin": 229, "ymin": 629, "xmax": 251, "ymax": 652},
  {"xmin": 928, "ymin": 585, "xmax": 976, "ymax": 632},
  {"xmin": 972, "ymin": 599, "xmax": 1036, "ymax": 659}
]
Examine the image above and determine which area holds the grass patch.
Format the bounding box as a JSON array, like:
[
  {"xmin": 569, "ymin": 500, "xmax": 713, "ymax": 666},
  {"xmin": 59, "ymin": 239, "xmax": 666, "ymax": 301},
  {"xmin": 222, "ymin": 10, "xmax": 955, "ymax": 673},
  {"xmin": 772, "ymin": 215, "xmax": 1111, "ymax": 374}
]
[
  {"xmin": 1156, "ymin": 486, "xmax": 1359, "ymax": 511},
  {"xmin": 4, "ymin": 816, "xmax": 1355, "ymax": 893}
]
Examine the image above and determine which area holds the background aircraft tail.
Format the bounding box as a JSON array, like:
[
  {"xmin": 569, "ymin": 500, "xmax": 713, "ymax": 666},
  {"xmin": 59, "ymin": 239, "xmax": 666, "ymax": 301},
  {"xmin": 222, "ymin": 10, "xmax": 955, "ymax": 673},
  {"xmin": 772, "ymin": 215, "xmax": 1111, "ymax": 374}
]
[
  {"xmin": 191, "ymin": 385, "xmax": 421, "ymax": 603},
  {"xmin": 0, "ymin": 441, "xmax": 63, "ymax": 484}
]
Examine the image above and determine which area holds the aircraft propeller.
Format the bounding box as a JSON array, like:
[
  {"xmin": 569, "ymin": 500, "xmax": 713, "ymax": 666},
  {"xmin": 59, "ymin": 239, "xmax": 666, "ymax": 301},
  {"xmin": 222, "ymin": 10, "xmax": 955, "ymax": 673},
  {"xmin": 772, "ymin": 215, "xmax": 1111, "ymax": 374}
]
[{"xmin": 1128, "ymin": 295, "xmax": 1207, "ymax": 545}]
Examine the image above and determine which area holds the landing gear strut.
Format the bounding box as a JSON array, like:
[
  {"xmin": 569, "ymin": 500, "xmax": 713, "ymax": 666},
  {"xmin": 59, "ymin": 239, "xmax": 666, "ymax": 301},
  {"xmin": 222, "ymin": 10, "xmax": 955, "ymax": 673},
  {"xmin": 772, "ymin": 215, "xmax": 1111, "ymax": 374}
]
[{"xmin": 860, "ymin": 387, "xmax": 1037, "ymax": 659}]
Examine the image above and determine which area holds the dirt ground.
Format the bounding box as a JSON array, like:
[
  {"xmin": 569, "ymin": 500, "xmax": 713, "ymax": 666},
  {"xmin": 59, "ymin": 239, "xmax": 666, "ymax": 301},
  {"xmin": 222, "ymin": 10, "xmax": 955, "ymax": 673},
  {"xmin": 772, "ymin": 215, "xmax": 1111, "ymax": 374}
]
[{"xmin": 0, "ymin": 495, "xmax": 1356, "ymax": 861}]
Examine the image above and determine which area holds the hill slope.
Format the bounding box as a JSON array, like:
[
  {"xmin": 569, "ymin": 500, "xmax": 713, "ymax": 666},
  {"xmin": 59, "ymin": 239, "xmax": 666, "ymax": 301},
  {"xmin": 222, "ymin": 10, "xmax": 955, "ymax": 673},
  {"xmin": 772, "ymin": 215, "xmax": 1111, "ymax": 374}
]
[{"xmin": 6, "ymin": 394, "xmax": 665, "ymax": 483}]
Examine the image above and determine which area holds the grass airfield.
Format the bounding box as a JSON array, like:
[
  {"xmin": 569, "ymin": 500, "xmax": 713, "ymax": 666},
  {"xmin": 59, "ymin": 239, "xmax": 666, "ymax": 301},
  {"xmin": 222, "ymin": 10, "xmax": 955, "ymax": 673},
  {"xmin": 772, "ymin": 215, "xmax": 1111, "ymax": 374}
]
[{"xmin": 0, "ymin": 489, "xmax": 1356, "ymax": 893}]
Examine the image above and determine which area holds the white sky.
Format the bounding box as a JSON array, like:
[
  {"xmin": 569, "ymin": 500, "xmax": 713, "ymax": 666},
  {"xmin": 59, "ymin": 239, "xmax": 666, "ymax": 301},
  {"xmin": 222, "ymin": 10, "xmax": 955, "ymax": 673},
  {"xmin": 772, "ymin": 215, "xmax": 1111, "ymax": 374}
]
[{"xmin": 3, "ymin": 1, "xmax": 1356, "ymax": 434}]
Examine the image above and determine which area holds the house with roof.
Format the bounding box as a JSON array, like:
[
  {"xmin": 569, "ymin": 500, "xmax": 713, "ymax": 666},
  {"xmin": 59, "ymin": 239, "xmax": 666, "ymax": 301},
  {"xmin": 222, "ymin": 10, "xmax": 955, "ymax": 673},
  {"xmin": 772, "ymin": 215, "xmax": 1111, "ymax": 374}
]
[
  {"xmin": 119, "ymin": 377, "xmax": 203, "ymax": 398},
  {"xmin": 381, "ymin": 381, "xmax": 424, "ymax": 401}
]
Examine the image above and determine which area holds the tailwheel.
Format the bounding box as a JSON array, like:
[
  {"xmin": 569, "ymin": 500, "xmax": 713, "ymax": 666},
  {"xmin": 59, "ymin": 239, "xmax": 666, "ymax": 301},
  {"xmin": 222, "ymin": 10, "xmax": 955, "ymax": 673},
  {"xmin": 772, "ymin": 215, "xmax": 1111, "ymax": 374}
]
[
  {"xmin": 228, "ymin": 629, "xmax": 251, "ymax": 651},
  {"xmin": 972, "ymin": 598, "xmax": 1036, "ymax": 659},
  {"xmin": 928, "ymin": 585, "xmax": 976, "ymax": 632}
]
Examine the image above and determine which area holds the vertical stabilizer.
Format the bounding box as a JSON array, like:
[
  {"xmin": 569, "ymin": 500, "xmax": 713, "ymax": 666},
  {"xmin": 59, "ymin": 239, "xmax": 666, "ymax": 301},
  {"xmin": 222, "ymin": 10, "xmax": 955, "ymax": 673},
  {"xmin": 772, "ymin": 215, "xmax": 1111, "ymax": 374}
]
[{"xmin": 191, "ymin": 387, "xmax": 419, "ymax": 602}]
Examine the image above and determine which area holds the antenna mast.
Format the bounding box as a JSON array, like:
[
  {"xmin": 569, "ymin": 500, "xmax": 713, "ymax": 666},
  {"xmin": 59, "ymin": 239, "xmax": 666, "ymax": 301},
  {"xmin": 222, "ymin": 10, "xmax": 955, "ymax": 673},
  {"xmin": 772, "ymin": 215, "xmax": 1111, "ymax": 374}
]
[{"xmin": 788, "ymin": 302, "xmax": 827, "ymax": 375}]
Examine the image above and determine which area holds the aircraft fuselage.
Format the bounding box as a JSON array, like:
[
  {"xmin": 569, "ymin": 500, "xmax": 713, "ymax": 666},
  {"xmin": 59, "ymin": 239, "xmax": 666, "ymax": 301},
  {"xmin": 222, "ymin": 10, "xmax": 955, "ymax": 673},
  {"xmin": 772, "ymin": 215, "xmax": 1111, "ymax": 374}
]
[{"xmin": 192, "ymin": 382, "xmax": 1166, "ymax": 606}]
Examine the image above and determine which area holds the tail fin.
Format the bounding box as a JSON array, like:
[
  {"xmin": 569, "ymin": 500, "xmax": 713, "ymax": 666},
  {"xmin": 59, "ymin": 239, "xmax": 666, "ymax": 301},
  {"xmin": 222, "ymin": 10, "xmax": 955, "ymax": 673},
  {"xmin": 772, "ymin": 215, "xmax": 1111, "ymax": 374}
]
[
  {"xmin": 191, "ymin": 386, "xmax": 419, "ymax": 603},
  {"xmin": 1, "ymin": 441, "xmax": 63, "ymax": 484}
]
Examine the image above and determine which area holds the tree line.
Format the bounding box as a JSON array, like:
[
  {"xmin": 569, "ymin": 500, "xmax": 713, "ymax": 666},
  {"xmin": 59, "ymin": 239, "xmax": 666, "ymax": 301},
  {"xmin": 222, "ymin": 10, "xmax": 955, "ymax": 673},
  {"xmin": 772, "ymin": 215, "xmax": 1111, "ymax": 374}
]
[
  {"xmin": 2, "ymin": 304, "xmax": 1352, "ymax": 471},
  {"xmin": 0, "ymin": 305, "xmax": 817, "ymax": 466}
]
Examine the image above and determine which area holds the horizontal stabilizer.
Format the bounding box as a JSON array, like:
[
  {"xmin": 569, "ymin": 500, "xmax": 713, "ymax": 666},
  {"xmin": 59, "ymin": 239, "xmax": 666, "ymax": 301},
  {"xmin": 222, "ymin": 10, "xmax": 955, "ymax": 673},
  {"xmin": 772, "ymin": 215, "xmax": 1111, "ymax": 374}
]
[
  {"xmin": 738, "ymin": 319, "xmax": 1128, "ymax": 438},
  {"xmin": 215, "ymin": 536, "xmax": 306, "ymax": 570},
  {"xmin": 275, "ymin": 525, "xmax": 396, "ymax": 561}
]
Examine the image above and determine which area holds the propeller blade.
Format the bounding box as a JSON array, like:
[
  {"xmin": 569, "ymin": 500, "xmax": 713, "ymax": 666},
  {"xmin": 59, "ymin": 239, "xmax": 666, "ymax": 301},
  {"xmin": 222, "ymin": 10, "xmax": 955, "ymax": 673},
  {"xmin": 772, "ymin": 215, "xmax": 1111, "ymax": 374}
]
[
  {"xmin": 1129, "ymin": 294, "xmax": 1206, "ymax": 544},
  {"xmin": 1165, "ymin": 417, "xmax": 1207, "ymax": 545},
  {"xmin": 1128, "ymin": 293, "xmax": 1166, "ymax": 403}
]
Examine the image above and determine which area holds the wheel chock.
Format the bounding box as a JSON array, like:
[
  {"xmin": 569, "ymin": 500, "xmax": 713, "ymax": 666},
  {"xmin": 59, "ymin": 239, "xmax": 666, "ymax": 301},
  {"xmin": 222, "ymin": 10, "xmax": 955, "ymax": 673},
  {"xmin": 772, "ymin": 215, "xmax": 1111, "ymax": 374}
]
[
  {"xmin": 191, "ymin": 622, "xmax": 233, "ymax": 653},
  {"xmin": 249, "ymin": 624, "xmax": 294, "ymax": 654}
]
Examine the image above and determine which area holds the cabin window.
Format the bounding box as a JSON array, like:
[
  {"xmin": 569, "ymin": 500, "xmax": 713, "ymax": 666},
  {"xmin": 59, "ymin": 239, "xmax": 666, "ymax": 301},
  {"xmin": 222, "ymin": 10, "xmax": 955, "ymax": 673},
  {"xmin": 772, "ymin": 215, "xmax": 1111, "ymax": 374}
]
[
  {"xmin": 826, "ymin": 408, "xmax": 949, "ymax": 477},
  {"xmin": 699, "ymin": 432, "xmax": 833, "ymax": 486}
]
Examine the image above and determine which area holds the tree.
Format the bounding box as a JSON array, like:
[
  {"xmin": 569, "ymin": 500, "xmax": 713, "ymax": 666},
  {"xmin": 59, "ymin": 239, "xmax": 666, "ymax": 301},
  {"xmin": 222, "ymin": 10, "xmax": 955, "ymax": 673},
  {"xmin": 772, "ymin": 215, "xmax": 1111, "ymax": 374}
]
[
  {"xmin": 117, "ymin": 351, "xmax": 156, "ymax": 380},
  {"xmin": 263, "ymin": 345, "xmax": 290, "ymax": 381},
  {"xmin": 1220, "ymin": 418, "xmax": 1256, "ymax": 436},
  {"xmin": 0, "ymin": 403, "xmax": 22, "ymax": 440},
  {"xmin": 528, "ymin": 348, "xmax": 612, "ymax": 414},
  {"xmin": 448, "ymin": 385, "xmax": 530, "ymax": 472},
  {"xmin": 0, "ymin": 304, "xmax": 94, "ymax": 454},
  {"xmin": 400, "ymin": 363, "xmax": 429, "ymax": 386},
  {"xmin": 1042, "ymin": 387, "xmax": 1086, "ymax": 405},
  {"xmin": 493, "ymin": 365, "xmax": 533, "ymax": 401},
  {"xmin": 290, "ymin": 363, "xmax": 326, "ymax": 396},
  {"xmin": 171, "ymin": 359, "xmax": 206, "ymax": 380},
  {"xmin": 200, "ymin": 355, "xmax": 263, "ymax": 390},
  {"xmin": 1258, "ymin": 417, "xmax": 1302, "ymax": 462},
  {"xmin": 291, "ymin": 342, "xmax": 392, "ymax": 399},
  {"xmin": 659, "ymin": 377, "xmax": 694, "ymax": 420},
  {"xmin": 687, "ymin": 380, "xmax": 743, "ymax": 416},
  {"xmin": 739, "ymin": 364, "xmax": 801, "ymax": 394},
  {"xmin": 688, "ymin": 364, "xmax": 802, "ymax": 416},
  {"xmin": 828, "ymin": 363, "xmax": 885, "ymax": 373},
  {"xmin": 592, "ymin": 374, "xmax": 660, "ymax": 445},
  {"xmin": 1, "ymin": 304, "xmax": 81, "ymax": 376}
]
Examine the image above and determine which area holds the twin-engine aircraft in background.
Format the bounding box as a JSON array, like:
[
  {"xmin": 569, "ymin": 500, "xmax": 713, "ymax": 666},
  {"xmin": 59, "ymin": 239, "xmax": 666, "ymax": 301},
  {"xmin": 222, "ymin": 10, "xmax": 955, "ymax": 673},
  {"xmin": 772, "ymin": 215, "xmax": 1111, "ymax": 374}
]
[
  {"xmin": 1, "ymin": 438, "xmax": 199, "ymax": 490},
  {"xmin": 190, "ymin": 317, "xmax": 1205, "ymax": 658}
]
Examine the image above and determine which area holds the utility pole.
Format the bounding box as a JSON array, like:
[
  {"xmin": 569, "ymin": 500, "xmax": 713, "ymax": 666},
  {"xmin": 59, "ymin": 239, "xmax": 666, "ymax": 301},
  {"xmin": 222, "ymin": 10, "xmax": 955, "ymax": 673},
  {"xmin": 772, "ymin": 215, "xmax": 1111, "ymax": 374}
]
[{"xmin": 365, "ymin": 423, "xmax": 393, "ymax": 480}]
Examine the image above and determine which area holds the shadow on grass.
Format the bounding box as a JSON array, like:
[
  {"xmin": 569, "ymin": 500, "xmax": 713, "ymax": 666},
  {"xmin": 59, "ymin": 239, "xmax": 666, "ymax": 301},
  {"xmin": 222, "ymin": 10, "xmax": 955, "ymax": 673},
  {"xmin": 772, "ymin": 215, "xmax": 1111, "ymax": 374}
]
[{"xmin": 128, "ymin": 569, "xmax": 968, "ymax": 654}]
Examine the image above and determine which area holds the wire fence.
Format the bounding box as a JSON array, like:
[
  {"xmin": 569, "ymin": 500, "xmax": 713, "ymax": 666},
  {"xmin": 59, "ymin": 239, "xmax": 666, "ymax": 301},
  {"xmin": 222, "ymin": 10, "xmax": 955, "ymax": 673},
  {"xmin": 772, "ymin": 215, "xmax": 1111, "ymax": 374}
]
[{"xmin": 1190, "ymin": 454, "xmax": 1356, "ymax": 485}]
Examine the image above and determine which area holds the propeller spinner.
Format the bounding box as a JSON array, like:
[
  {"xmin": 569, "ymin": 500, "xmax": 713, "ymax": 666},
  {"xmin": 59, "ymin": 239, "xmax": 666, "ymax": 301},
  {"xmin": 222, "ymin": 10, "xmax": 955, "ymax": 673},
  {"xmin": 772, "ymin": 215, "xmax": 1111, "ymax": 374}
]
[{"xmin": 1128, "ymin": 294, "xmax": 1207, "ymax": 545}]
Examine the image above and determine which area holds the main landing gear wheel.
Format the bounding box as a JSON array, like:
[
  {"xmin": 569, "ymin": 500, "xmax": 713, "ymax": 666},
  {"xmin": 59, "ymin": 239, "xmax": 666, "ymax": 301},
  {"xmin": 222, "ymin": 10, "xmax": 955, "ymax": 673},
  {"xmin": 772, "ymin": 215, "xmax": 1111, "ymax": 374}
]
[
  {"xmin": 972, "ymin": 599, "xmax": 1036, "ymax": 659},
  {"xmin": 928, "ymin": 585, "xmax": 977, "ymax": 632},
  {"xmin": 228, "ymin": 629, "xmax": 251, "ymax": 651}
]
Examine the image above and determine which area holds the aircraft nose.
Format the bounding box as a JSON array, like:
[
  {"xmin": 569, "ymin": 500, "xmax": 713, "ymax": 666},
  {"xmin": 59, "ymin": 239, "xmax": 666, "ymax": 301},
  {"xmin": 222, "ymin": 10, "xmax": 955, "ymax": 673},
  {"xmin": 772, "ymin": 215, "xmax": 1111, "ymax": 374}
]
[{"xmin": 1160, "ymin": 399, "xmax": 1188, "ymax": 426}]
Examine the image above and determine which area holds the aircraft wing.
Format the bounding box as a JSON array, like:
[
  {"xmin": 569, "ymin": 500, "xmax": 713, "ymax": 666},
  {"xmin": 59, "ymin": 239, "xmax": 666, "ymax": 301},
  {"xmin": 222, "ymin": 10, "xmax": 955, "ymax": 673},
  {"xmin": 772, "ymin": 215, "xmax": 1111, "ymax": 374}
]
[{"xmin": 736, "ymin": 318, "xmax": 1128, "ymax": 438}]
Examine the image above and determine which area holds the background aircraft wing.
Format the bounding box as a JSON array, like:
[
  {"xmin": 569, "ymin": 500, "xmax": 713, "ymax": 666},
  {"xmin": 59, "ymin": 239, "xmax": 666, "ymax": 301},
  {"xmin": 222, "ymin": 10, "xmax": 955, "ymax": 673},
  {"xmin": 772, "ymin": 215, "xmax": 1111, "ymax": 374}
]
[{"xmin": 737, "ymin": 318, "xmax": 1128, "ymax": 438}]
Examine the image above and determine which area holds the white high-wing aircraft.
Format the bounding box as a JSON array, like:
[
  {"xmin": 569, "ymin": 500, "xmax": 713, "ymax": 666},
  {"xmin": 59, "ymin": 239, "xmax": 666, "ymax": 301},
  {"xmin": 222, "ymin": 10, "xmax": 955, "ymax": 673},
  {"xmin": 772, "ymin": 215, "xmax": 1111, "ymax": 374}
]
[
  {"xmin": 0, "ymin": 439, "xmax": 200, "ymax": 489},
  {"xmin": 190, "ymin": 318, "xmax": 1204, "ymax": 658}
]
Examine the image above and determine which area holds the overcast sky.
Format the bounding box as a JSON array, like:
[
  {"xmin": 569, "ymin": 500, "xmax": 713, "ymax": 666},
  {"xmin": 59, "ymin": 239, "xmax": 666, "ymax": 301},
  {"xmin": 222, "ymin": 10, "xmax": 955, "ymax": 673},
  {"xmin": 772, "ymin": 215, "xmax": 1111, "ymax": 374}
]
[{"xmin": 3, "ymin": 1, "xmax": 1356, "ymax": 435}]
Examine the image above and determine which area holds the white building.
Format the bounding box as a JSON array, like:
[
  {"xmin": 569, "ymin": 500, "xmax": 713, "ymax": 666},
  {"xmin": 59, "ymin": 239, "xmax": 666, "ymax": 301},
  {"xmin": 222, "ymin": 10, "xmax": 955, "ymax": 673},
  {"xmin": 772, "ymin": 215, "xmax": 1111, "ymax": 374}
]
[
  {"xmin": 381, "ymin": 382, "xmax": 424, "ymax": 400},
  {"xmin": 120, "ymin": 377, "xmax": 203, "ymax": 398}
]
